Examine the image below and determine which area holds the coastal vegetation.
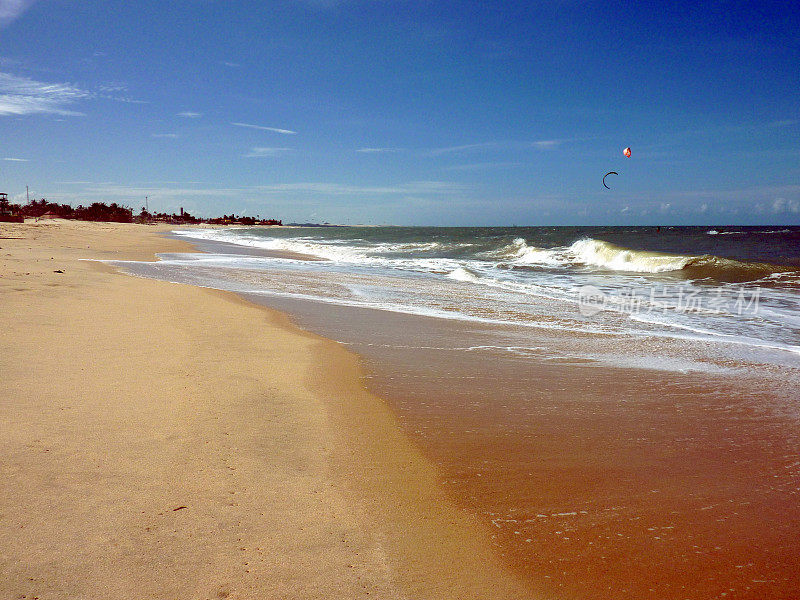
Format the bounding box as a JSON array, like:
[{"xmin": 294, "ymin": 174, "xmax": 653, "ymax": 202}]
[{"xmin": 0, "ymin": 197, "xmax": 281, "ymax": 225}]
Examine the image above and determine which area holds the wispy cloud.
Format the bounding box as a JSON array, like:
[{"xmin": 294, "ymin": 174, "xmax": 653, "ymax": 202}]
[
  {"xmin": 530, "ymin": 139, "xmax": 561, "ymax": 149},
  {"xmin": 92, "ymin": 184, "xmax": 244, "ymax": 198},
  {"xmin": 101, "ymin": 95, "xmax": 148, "ymax": 105},
  {"xmin": 2, "ymin": 156, "xmax": 28, "ymax": 161},
  {"xmin": 178, "ymin": 111, "xmax": 202, "ymax": 118},
  {"xmin": 243, "ymin": 147, "xmax": 293, "ymax": 158},
  {"xmin": 219, "ymin": 61, "xmax": 241, "ymax": 68},
  {"xmin": 53, "ymin": 180, "xmax": 106, "ymax": 185},
  {"xmin": 666, "ymin": 184, "xmax": 800, "ymax": 202},
  {"xmin": 445, "ymin": 161, "xmax": 521, "ymax": 171},
  {"xmin": 97, "ymin": 83, "xmax": 127, "ymax": 94},
  {"xmin": 0, "ymin": 72, "xmax": 89, "ymax": 116},
  {"xmin": 43, "ymin": 183, "xmax": 246, "ymax": 203},
  {"xmin": 94, "ymin": 82, "xmax": 147, "ymax": 104},
  {"xmin": 0, "ymin": 0, "xmax": 38, "ymax": 28},
  {"xmin": 426, "ymin": 142, "xmax": 499, "ymax": 157},
  {"xmin": 356, "ymin": 147, "xmax": 403, "ymax": 153},
  {"xmin": 621, "ymin": 184, "xmax": 800, "ymax": 219},
  {"xmin": 254, "ymin": 181, "xmax": 465, "ymax": 195},
  {"xmin": 152, "ymin": 133, "xmax": 179, "ymax": 139},
  {"xmin": 232, "ymin": 122, "xmax": 297, "ymax": 135},
  {"xmin": 424, "ymin": 139, "xmax": 563, "ymax": 156},
  {"xmin": 769, "ymin": 197, "xmax": 800, "ymax": 214}
]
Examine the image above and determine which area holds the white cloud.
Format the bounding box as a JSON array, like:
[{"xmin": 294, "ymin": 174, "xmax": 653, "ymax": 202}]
[
  {"xmin": 178, "ymin": 111, "xmax": 202, "ymax": 118},
  {"xmin": 152, "ymin": 133, "xmax": 179, "ymax": 139},
  {"xmin": 356, "ymin": 147, "xmax": 402, "ymax": 153},
  {"xmin": 53, "ymin": 181, "xmax": 102, "ymax": 185},
  {"xmin": 0, "ymin": 0, "xmax": 37, "ymax": 28},
  {"xmin": 98, "ymin": 83, "xmax": 127, "ymax": 93},
  {"xmin": 772, "ymin": 197, "xmax": 800, "ymax": 214},
  {"xmin": 219, "ymin": 61, "xmax": 241, "ymax": 68},
  {"xmin": 425, "ymin": 139, "xmax": 564, "ymax": 157},
  {"xmin": 101, "ymin": 95, "xmax": 148, "ymax": 105},
  {"xmin": 254, "ymin": 181, "xmax": 465, "ymax": 195},
  {"xmin": 232, "ymin": 122, "xmax": 297, "ymax": 135},
  {"xmin": 667, "ymin": 184, "xmax": 800, "ymax": 202},
  {"xmin": 94, "ymin": 83, "xmax": 147, "ymax": 104},
  {"xmin": 244, "ymin": 147, "xmax": 293, "ymax": 158},
  {"xmin": 42, "ymin": 183, "xmax": 246, "ymax": 204},
  {"xmin": 445, "ymin": 161, "xmax": 520, "ymax": 171},
  {"xmin": 530, "ymin": 139, "xmax": 560, "ymax": 149},
  {"xmin": 2, "ymin": 156, "xmax": 27, "ymax": 161},
  {"xmin": 0, "ymin": 72, "xmax": 89, "ymax": 116},
  {"xmin": 427, "ymin": 142, "xmax": 498, "ymax": 156}
]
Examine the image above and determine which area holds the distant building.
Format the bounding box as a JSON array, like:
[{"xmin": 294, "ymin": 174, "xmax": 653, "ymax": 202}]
[{"xmin": 0, "ymin": 192, "xmax": 24, "ymax": 222}]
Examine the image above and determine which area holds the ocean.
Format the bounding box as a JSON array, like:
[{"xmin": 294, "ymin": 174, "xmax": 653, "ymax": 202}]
[
  {"xmin": 133, "ymin": 225, "xmax": 800, "ymax": 373},
  {"xmin": 113, "ymin": 225, "xmax": 800, "ymax": 598}
]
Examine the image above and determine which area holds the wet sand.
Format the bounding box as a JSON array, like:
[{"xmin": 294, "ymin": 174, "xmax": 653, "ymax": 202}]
[
  {"xmin": 0, "ymin": 220, "xmax": 530, "ymax": 599},
  {"xmin": 250, "ymin": 294, "xmax": 800, "ymax": 600}
]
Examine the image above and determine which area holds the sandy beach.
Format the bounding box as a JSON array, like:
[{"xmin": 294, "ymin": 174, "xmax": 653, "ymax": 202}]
[{"xmin": 0, "ymin": 220, "xmax": 530, "ymax": 599}]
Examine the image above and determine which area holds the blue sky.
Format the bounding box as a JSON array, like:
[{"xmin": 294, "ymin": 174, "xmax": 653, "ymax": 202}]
[{"xmin": 0, "ymin": 0, "xmax": 798, "ymax": 225}]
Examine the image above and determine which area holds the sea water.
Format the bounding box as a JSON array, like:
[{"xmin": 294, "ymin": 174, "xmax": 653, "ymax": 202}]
[{"xmin": 130, "ymin": 225, "xmax": 800, "ymax": 375}]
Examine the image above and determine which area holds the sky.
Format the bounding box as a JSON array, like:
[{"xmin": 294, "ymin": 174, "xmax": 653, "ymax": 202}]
[{"xmin": 0, "ymin": 0, "xmax": 798, "ymax": 226}]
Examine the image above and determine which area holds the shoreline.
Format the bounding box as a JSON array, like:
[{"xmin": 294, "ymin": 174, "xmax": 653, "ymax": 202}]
[
  {"xmin": 127, "ymin": 225, "xmax": 800, "ymax": 599},
  {"xmin": 0, "ymin": 220, "xmax": 531, "ymax": 598}
]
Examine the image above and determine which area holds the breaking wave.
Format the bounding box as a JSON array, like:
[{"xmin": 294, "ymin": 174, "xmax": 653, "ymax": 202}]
[
  {"xmin": 567, "ymin": 239, "xmax": 692, "ymax": 273},
  {"xmin": 447, "ymin": 267, "xmax": 481, "ymax": 282},
  {"xmin": 177, "ymin": 229, "xmax": 797, "ymax": 284},
  {"xmin": 497, "ymin": 237, "xmax": 796, "ymax": 282},
  {"xmin": 707, "ymin": 228, "xmax": 791, "ymax": 236},
  {"xmin": 569, "ymin": 238, "xmax": 796, "ymax": 282}
]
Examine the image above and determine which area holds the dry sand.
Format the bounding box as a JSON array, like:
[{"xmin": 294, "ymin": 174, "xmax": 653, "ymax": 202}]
[{"xmin": 0, "ymin": 220, "xmax": 531, "ymax": 599}]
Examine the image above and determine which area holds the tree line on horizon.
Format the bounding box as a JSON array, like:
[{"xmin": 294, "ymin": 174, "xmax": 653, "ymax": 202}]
[{"xmin": 0, "ymin": 197, "xmax": 281, "ymax": 226}]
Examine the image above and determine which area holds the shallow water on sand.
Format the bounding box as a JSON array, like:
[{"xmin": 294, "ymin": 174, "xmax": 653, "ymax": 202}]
[
  {"xmin": 253, "ymin": 297, "xmax": 800, "ymax": 600},
  {"xmin": 112, "ymin": 229, "xmax": 800, "ymax": 599}
]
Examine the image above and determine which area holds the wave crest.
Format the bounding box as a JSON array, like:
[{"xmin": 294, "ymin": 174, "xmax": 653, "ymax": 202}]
[
  {"xmin": 568, "ymin": 238, "xmax": 692, "ymax": 273},
  {"xmin": 447, "ymin": 267, "xmax": 481, "ymax": 282},
  {"xmin": 568, "ymin": 238, "xmax": 795, "ymax": 282},
  {"xmin": 492, "ymin": 237, "xmax": 564, "ymax": 266}
]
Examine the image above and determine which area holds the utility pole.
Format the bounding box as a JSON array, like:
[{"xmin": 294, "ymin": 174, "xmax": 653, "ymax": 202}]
[
  {"xmin": 26, "ymin": 185, "xmax": 29, "ymax": 204},
  {"xmin": 145, "ymin": 196, "xmax": 149, "ymax": 212}
]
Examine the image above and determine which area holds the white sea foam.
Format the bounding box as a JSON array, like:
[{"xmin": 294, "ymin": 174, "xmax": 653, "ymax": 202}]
[
  {"xmin": 506, "ymin": 238, "xmax": 565, "ymax": 266},
  {"xmin": 707, "ymin": 228, "xmax": 791, "ymax": 236},
  {"xmin": 567, "ymin": 238, "xmax": 693, "ymax": 273},
  {"xmin": 629, "ymin": 312, "xmax": 800, "ymax": 356},
  {"xmin": 165, "ymin": 228, "xmax": 800, "ymax": 374},
  {"xmin": 493, "ymin": 236, "xmax": 700, "ymax": 274},
  {"xmin": 447, "ymin": 267, "xmax": 481, "ymax": 282}
]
